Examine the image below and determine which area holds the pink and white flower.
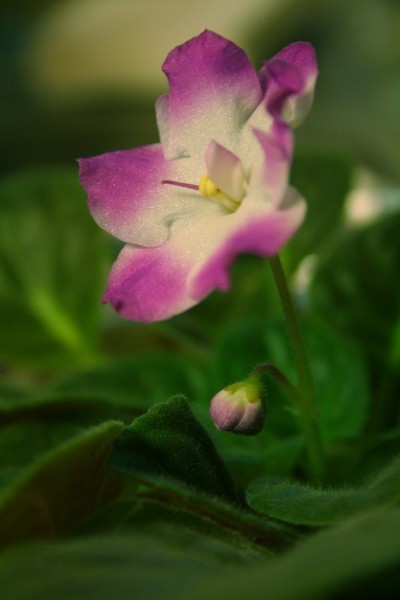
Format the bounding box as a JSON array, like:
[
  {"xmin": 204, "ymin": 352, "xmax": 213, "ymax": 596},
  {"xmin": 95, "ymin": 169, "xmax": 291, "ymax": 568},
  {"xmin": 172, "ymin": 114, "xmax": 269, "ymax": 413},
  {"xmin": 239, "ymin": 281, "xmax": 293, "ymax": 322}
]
[{"xmin": 79, "ymin": 30, "xmax": 317, "ymax": 322}]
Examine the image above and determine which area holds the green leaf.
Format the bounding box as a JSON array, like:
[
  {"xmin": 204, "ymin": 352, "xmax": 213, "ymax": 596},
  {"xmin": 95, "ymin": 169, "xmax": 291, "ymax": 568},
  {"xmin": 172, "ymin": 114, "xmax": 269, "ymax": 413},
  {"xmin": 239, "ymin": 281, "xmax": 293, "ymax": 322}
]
[
  {"xmin": 311, "ymin": 212, "xmax": 400, "ymax": 368},
  {"xmin": 0, "ymin": 354, "xmax": 209, "ymax": 425},
  {"xmin": 0, "ymin": 168, "xmax": 108, "ymax": 367},
  {"xmin": 0, "ymin": 420, "xmax": 123, "ymax": 549},
  {"xmin": 108, "ymin": 397, "xmax": 298, "ymax": 552},
  {"xmin": 108, "ymin": 396, "xmax": 241, "ymax": 505},
  {"xmin": 189, "ymin": 508, "xmax": 400, "ymax": 600},
  {"xmin": 247, "ymin": 452, "xmax": 400, "ymax": 526},
  {"xmin": 288, "ymin": 147, "xmax": 352, "ymax": 268},
  {"xmin": 79, "ymin": 484, "xmax": 296, "ymax": 556},
  {"xmin": 2, "ymin": 509, "xmax": 400, "ymax": 599},
  {"xmin": 218, "ymin": 436, "xmax": 305, "ymax": 483},
  {"xmin": 0, "ymin": 532, "xmax": 252, "ymax": 600},
  {"xmin": 0, "ymin": 420, "xmax": 87, "ymax": 488},
  {"xmin": 302, "ymin": 322, "xmax": 371, "ymax": 441}
]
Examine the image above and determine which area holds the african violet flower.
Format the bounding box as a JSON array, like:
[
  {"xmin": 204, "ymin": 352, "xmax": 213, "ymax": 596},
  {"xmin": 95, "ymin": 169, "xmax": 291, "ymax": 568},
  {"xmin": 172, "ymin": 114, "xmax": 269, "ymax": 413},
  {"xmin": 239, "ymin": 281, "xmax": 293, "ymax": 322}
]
[
  {"xmin": 79, "ymin": 30, "xmax": 317, "ymax": 322},
  {"xmin": 210, "ymin": 379, "xmax": 265, "ymax": 435}
]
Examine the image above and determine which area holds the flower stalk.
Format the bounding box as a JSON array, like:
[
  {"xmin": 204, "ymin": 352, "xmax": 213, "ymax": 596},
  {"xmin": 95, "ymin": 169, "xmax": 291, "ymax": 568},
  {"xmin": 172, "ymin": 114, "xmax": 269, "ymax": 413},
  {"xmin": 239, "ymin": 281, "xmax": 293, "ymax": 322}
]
[{"xmin": 269, "ymin": 255, "xmax": 325, "ymax": 483}]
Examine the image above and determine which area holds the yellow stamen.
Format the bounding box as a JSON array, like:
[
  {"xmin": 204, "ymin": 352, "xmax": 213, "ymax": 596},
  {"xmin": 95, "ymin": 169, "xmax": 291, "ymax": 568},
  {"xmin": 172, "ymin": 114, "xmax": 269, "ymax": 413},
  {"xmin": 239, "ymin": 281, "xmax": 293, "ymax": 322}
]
[
  {"xmin": 199, "ymin": 175, "xmax": 219, "ymax": 198},
  {"xmin": 162, "ymin": 175, "xmax": 241, "ymax": 212},
  {"xmin": 199, "ymin": 175, "xmax": 240, "ymax": 210}
]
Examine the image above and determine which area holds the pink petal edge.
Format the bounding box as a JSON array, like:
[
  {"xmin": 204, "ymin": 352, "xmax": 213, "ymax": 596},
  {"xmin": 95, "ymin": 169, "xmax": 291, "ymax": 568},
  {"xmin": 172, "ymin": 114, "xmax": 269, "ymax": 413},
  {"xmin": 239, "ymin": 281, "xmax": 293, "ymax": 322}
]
[
  {"xmin": 157, "ymin": 30, "xmax": 263, "ymax": 160},
  {"xmin": 190, "ymin": 195, "xmax": 306, "ymax": 300}
]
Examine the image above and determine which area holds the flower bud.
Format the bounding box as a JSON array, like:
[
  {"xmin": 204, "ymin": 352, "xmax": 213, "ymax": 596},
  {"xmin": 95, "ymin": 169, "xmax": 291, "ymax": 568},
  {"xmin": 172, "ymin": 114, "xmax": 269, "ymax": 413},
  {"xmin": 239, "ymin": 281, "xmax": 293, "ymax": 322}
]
[{"xmin": 209, "ymin": 379, "xmax": 265, "ymax": 435}]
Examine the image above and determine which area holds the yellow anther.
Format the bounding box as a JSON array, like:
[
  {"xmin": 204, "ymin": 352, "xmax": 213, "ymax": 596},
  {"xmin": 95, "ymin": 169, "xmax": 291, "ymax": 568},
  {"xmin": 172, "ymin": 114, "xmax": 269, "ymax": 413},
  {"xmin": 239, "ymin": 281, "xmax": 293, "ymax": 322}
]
[
  {"xmin": 198, "ymin": 174, "xmax": 242, "ymax": 211},
  {"xmin": 199, "ymin": 175, "xmax": 220, "ymax": 198}
]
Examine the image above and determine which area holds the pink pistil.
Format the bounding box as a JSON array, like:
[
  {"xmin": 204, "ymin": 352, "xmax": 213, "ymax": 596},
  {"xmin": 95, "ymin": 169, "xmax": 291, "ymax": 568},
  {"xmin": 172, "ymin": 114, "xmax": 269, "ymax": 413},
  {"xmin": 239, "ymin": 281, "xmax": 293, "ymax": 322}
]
[{"xmin": 161, "ymin": 180, "xmax": 199, "ymax": 191}]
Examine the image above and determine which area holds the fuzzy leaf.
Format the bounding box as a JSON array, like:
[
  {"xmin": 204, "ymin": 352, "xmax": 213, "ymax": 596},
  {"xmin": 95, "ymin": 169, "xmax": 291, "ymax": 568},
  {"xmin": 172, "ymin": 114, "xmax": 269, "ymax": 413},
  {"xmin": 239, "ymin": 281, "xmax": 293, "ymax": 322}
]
[
  {"xmin": 0, "ymin": 532, "xmax": 250, "ymax": 600},
  {"xmin": 247, "ymin": 453, "xmax": 400, "ymax": 526},
  {"xmin": 108, "ymin": 396, "xmax": 241, "ymax": 505},
  {"xmin": 1, "ymin": 509, "xmax": 400, "ymax": 599},
  {"xmin": 189, "ymin": 508, "xmax": 400, "ymax": 600},
  {"xmin": 0, "ymin": 420, "xmax": 123, "ymax": 549}
]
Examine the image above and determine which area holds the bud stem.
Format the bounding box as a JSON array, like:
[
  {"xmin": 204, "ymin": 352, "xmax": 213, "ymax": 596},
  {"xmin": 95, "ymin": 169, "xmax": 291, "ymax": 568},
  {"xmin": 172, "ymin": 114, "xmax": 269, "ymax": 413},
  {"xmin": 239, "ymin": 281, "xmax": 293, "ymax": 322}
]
[
  {"xmin": 269, "ymin": 255, "xmax": 325, "ymax": 483},
  {"xmin": 251, "ymin": 363, "xmax": 301, "ymax": 406}
]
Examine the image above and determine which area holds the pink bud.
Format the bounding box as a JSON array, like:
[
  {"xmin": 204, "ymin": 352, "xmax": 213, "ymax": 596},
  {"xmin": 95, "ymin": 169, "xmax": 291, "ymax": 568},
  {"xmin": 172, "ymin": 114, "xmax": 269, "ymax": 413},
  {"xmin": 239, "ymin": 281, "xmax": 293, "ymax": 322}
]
[{"xmin": 210, "ymin": 380, "xmax": 265, "ymax": 435}]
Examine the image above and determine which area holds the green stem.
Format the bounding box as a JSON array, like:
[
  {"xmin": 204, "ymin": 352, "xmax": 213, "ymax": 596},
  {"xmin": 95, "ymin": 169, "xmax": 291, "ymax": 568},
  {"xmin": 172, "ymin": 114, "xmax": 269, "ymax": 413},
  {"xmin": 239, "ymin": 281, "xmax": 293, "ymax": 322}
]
[
  {"xmin": 252, "ymin": 363, "xmax": 301, "ymax": 408},
  {"xmin": 269, "ymin": 255, "xmax": 324, "ymax": 483}
]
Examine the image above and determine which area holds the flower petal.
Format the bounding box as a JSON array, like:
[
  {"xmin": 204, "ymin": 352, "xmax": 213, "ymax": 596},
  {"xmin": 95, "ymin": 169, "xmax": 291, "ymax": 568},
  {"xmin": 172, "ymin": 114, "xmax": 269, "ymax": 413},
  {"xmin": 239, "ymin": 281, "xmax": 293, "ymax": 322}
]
[
  {"xmin": 261, "ymin": 42, "xmax": 318, "ymax": 127},
  {"xmin": 251, "ymin": 119, "xmax": 293, "ymax": 206},
  {"xmin": 102, "ymin": 242, "xmax": 196, "ymax": 322},
  {"xmin": 80, "ymin": 33, "xmax": 316, "ymax": 323},
  {"xmin": 156, "ymin": 30, "xmax": 262, "ymax": 161},
  {"xmin": 103, "ymin": 186, "xmax": 304, "ymax": 322},
  {"xmin": 205, "ymin": 141, "xmax": 246, "ymax": 202},
  {"xmin": 79, "ymin": 144, "xmax": 223, "ymax": 247},
  {"xmin": 190, "ymin": 189, "xmax": 306, "ymax": 300}
]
